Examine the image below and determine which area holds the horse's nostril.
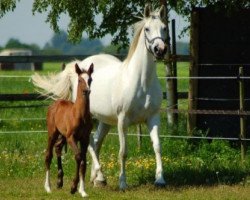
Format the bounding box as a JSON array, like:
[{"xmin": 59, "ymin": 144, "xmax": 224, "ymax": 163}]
[{"xmin": 154, "ymin": 46, "xmax": 159, "ymax": 53}]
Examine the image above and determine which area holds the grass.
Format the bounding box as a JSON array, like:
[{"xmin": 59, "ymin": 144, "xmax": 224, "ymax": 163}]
[
  {"xmin": 0, "ymin": 61, "xmax": 250, "ymax": 199},
  {"xmin": 1, "ymin": 178, "xmax": 250, "ymax": 200}
]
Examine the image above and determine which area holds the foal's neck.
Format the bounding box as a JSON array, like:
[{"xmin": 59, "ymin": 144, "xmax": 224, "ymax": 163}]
[{"xmin": 74, "ymin": 86, "xmax": 89, "ymax": 119}]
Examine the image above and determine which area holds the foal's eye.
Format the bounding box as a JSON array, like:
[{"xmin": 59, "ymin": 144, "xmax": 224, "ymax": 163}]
[{"xmin": 88, "ymin": 77, "xmax": 92, "ymax": 86}]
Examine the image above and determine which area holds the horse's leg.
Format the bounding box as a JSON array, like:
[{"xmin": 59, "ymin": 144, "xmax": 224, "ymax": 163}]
[
  {"xmin": 66, "ymin": 135, "xmax": 81, "ymax": 194},
  {"xmin": 89, "ymin": 122, "xmax": 110, "ymax": 185},
  {"xmin": 55, "ymin": 135, "xmax": 66, "ymax": 188},
  {"xmin": 117, "ymin": 114, "xmax": 128, "ymax": 191},
  {"xmin": 78, "ymin": 139, "xmax": 89, "ymax": 197},
  {"xmin": 88, "ymin": 136, "xmax": 101, "ymax": 183},
  {"xmin": 44, "ymin": 132, "xmax": 59, "ymax": 193},
  {"xmin": 147, "ymin": 114, "xmax": 166, "ymax": 186}
]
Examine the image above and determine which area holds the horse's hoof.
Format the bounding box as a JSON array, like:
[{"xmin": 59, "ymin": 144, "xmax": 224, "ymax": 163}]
[
  {"xmin": 154, "ymin": 181, "xmax": 166, "ymax": 188},
  {"xmin": 94, "ymin": 179, "xmax": 107, "ymax": 187},
  {"xmin": 119, "ymin": 182, "xmax": 127, "ymax": 191}
]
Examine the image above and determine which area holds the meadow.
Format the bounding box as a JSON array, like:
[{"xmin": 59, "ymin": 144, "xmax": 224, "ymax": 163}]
[{"xmin": 0, "ymin": 62, "xmax": 250, "ymax": 199}]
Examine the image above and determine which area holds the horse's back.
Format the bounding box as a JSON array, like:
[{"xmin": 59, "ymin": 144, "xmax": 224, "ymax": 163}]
[
  {"xmin": 74, "ymin": 54, "xmax": 122, "ymax": 125},
  {"xmin": 77, "ymin": 54, "xmax": 121, "ymax": 72}
]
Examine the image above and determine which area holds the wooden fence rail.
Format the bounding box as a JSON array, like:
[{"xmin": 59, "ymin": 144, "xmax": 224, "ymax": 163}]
[
  {"xmin": 0, "ymin": 54, "xmax": 190, "ymax": 63},
  {"xmin": 0, "ymin": 54, "xmax": 126, "ymax": 63},
  {"xmin": 0, "ymin": 92, "xmax": 188, "ymax": 101}
]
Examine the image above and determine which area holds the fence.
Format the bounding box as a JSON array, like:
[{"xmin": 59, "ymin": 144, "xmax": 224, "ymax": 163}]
[{"xmin": 0, "ymin": 55, "xmax": 249, "ymax": 160}]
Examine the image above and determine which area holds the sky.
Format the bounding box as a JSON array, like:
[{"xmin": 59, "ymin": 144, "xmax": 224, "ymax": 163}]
[{"xmin": 0, "ymin": 1, "xmax": 189, "ymax": 48}]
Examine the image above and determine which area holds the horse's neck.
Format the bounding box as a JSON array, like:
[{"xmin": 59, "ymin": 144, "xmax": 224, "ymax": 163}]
[{"xmin": 125, "ymin": 33, "xmax": 156, "ymax": 89}]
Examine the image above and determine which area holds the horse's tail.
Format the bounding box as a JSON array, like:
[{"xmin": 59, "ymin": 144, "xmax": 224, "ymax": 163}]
[{"xmin": 31, "ymin": 61, "xmax": 79, "ymax": 100}]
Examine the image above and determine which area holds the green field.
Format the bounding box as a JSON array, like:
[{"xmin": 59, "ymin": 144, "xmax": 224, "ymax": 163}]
[{"xmin": 0, "ymin": 62, "xmax": 250, "ymax": 199}]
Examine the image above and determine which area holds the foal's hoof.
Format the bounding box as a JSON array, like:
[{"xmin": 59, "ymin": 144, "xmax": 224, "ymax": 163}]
[
  {"xmin": 94, "ymin": 179, "xmax": 107, "ymax": 187},
  {"xmin": 71, "ymin": 186, "xmax": 77, "ymax": 194},
  {"xmin": 57, "ymin": 180, "xmax": 63, "ymax": 188}
]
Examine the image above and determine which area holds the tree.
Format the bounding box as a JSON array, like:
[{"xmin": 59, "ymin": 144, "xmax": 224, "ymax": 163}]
[
  {"xmin": 1, "ymin": 1, "xmax": 249, "ymax": 47},
  {"xmin": 4, "ymin": 38, "xmax": 41, "ymax": 54},
  {"xmin": 43, "ymin": 30, "xmax": 104, "ymax": 55}
]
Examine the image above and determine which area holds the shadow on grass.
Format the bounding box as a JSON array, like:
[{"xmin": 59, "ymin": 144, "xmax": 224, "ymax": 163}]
[{"xmin": 133, "ymin": 167, "xmax": 249, "ymax": 189}]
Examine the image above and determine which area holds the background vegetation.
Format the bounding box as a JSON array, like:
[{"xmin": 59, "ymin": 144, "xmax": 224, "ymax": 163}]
[{"xmin": 0, "ymin": 32, "xmax": 189, "ymax": 55}]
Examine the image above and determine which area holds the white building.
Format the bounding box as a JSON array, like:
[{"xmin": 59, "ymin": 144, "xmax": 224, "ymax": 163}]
[{"xmin": 0, "ymin": 49, "xmax": 40, "ymax": 70}]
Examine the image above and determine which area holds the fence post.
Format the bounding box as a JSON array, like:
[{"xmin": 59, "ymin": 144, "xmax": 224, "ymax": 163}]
[
  {"xmin": 171, "ymin": 19, "xmax": 178, "ymax": 123},
  {"xmin": 188, "ymin": 10, "xmax": 199, "ymax": 134},
  {"xmin": 239, "ymin": 66, "xmax": 247, "ymax": 160}
]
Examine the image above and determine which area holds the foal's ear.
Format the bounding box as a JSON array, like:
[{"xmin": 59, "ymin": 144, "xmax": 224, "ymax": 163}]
[
  {"xmin": 75, "ymin": 63, "xmax": 82, "ymax": 75},
  {"xmin": 88, "ymin": 63, "xmax": 94, "ymax": 75},
  {"xmin": 144, "ymin": 3, "xmax": 152, "ymax": 18},
  {"xmin": 159, "ymin": 5, "xmax": 166, "ymax": 20}
]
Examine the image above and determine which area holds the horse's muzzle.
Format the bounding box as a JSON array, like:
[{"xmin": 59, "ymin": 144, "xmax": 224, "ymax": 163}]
[{"xmin": 154, "ymin": 45, "xmax": 167, "ymax": 59}]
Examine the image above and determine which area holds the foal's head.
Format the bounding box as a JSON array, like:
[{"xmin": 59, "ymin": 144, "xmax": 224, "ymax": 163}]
[{"xmin": 75, "ymin": 63, "xmax": 94, "ymax": 96}]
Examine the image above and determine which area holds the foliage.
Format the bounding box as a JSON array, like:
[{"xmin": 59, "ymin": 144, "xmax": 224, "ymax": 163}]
[
  {"xmin": 169, "ymin": 0, "xmax": 250, "ymax": 17},
  {"xmin": 176, "ymin": 41, "xmax": 189, "ymax": 55},
  {"xmin": 31, "ymin": 0, "xmax": 150, "ymax": 47},
  {"xmin": 1, "ymin": 0, "xmax": 249, "ymax": 47},
  {"xmin": 4, "ymin": 38, "xmax": 41, "ymax": 54},
  {"xmin": 0, "ymin": 0, "xmax": 20, "ymax": 17},
  {"xmin": 102, "ymin": 44, "xmax": 128, "ymax": 55},
  {"xmin": 43, "ymin": 30, "xmax": 103, "ymax": 55}
]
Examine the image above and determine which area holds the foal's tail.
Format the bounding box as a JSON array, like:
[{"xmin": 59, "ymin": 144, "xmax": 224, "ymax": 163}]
[{"xmin": 32, "ymin": 61, "xmax": 79, "ymax": 100}]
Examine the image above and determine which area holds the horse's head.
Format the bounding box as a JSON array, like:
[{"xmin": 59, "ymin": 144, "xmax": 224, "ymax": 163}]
[
  {"xmin": 75, "ymin": 63, "xmax": 94, "ymax": 96},
  {"xmin": 143, "ymin": 4, "xmax": 167, "ymax": 59}
]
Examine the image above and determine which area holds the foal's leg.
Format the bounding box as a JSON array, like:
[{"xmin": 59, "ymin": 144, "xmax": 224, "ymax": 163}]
[
  {"xmin": 78, "ymin": 139, "xmax": 89, "ymax": 197},
  {"xmin": 147, "ymin": 114, "xmax": 166, "ymax": 186},
  {"xmin": 66, "ymin": 135, "xmax": 81, "ymax": 194},
  {"xmin": 89, "ymin": 122, "xmax": 110, "ymax": 185},
  {"xmin": 117, "ymin": 114, "xmax": 128, "ymax": 191},
  {"xmin": 45, "ymin": 132, "xmax": 59, "ymax": 193},
  {"xmin": 55, "ymin": 135, "xmax": 66, "ymax": 188}
]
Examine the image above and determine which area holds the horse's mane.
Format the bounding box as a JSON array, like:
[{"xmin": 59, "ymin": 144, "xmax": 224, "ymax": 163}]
[{"xmin": 124, "ymin": 19, "xmax": 146, "ymax": 64}]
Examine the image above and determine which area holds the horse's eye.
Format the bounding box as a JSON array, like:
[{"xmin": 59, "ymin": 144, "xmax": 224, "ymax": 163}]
[
  {"xmin": 163, "ymin": 26, "xmax": 167, "ymax": 32},
  {"xmin": 145, "ymin": 27, "xmax": 150, "ymax": 32}
]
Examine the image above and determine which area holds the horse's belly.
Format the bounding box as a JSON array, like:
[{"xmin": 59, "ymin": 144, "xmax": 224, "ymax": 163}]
[
  {"xmin": 128, "ymin": 106, "xmax": 158, "ymax": 124},
  {"xmin": 127, "ymin": 91, "xmax": 162, "ymax": 124}
]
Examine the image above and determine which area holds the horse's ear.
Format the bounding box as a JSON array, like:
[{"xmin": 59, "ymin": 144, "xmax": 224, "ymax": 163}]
[
  {"xmin": 144, "ymin": 3, "xmax": 152, "ymax": 18},
  {"xmin": 88, "ymin": 63, "xmax": 94, "ymax": 75},
  {"xmin": 159, "ymin": 5, "xmax": 166, "ymax": 20},
  {"xmin": 75, "ymin": 63, "xmax": 82, "ymax": 75}
]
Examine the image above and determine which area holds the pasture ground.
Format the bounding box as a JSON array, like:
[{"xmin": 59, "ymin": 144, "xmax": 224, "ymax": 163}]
[
  {"xmin": 0, "ymin": 62, "xmax": 250, "ymax": 199},
  {"xmin": 1, "ymin": 178, "xmax": 250, "ymax": 199}
]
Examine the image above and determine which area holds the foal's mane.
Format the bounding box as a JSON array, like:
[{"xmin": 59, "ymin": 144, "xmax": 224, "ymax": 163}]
[{"xmin": 124, "ymin": 19, "xmax": 146, "ymax": 64}]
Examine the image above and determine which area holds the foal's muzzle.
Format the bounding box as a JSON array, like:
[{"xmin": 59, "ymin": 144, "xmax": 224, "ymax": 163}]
[{"xmin": 83, "ymin": 90, "xmax": 90, "ymax": 96}]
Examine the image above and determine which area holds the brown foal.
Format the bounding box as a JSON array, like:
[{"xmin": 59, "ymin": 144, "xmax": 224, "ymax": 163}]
[{"xmin": 44, "ymin": 63, "xmax": 93, "ymax": 197}]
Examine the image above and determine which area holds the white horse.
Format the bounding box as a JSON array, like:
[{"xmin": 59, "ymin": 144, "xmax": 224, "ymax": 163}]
[{"xmin": 33, "ymin": 4, "xmax": 167, "ymax": 190}]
